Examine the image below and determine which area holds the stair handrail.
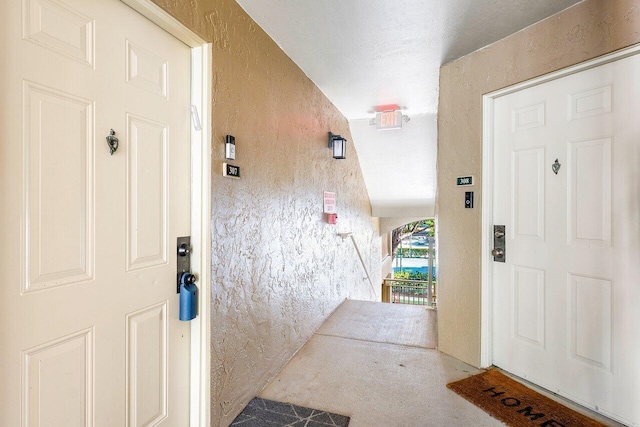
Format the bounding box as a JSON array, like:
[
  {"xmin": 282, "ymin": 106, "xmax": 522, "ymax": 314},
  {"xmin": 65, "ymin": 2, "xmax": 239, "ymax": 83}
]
[{"xmin": 338, "ymin": 232, "xmax": 377, "ymax": 297}]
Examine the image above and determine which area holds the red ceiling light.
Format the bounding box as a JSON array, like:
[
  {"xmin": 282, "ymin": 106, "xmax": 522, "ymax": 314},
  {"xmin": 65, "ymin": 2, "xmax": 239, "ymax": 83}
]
[{"xmin": 373, "ymin": 104, "xmax": 400, "ymax": 112}]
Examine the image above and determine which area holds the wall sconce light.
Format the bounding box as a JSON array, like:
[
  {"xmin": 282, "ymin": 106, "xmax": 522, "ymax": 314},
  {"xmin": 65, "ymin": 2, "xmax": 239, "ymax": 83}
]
[{"xmin": 328, "ymin": 132, "xmax": 346, "ymax": 159}]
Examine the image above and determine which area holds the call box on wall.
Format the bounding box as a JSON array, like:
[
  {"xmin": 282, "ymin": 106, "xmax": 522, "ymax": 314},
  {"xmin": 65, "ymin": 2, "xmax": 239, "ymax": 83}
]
[
  {"xmin": 225, "ymin": 135, "xmax": 236, "ymax": 160},
  {"xmin": 465, "ymin": 191, "xmax": 474, "ymax": 209}
]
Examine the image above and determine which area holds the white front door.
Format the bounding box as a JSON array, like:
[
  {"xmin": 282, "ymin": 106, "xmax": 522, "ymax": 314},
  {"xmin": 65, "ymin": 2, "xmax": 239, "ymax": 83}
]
[
  {"xmin": 0, "ymin": 0, "xmax": 193, "ymax": 425},
  {"xmin": 492, "ymin": 53, "xmax": 640, "ymax": 425}
]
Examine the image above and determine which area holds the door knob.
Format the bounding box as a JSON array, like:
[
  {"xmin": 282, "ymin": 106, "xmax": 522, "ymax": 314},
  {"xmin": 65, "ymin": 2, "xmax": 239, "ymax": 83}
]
[
  {"xmin": 493, "ymin": 225, "xmax": 506, "ymax": 262},
  {"xmin": 179, "ymin": 272, "xmax": 197, "ymax": 286}
]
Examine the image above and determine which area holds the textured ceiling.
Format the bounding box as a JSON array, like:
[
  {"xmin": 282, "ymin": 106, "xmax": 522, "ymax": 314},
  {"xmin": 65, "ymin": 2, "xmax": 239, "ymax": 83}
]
[{"xmin": 236, "ymin": 0, "xmax": 584, "ymax": 217}]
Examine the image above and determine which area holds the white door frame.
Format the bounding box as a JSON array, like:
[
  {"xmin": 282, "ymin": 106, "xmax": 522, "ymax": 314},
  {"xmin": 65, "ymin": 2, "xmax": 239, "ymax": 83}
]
[
  {"xmin": 120, "ymin": 1, "xmax": 212, "ymax": 425},
  {"xmin": 480, "ymin": 43, "xmax": 640, "ymax": 368}
]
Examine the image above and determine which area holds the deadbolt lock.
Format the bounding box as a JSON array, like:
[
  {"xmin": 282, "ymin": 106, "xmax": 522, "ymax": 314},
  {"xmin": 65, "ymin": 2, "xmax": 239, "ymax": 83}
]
[
  {"xmin": 178, "ymin": 243, "xmax": 191, "ymax": 257},
  {"xmin": 176, "ymin": 236, "xmax": 194, "ymax": 293},
  {"xmin": 493, "ymin": 225, "xmax": 506, "ymax": 263}
]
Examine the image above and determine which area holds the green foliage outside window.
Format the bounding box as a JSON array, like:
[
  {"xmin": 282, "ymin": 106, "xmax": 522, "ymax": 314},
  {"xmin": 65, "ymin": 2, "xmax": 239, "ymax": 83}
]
[
  {"xmin": 395, "ymin": 247, "xmax": 436, "ymax": 258},
  {"xmin": 392, "ymin": 270, "xmax": 432, "ymax": 282},
  {"xmin": 392, "ymin": 218, "xmax": 435, "ymax": 256}
]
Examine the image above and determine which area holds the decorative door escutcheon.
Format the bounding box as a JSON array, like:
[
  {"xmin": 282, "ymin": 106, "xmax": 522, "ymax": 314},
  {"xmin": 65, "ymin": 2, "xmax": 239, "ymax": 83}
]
[
  {"xmin": 106, "ymin": 129, "xmax": 119, "ymax": 155},
  {"xmin": 552, "ymin": 158, "xmax": 561, "ymax": 175}
]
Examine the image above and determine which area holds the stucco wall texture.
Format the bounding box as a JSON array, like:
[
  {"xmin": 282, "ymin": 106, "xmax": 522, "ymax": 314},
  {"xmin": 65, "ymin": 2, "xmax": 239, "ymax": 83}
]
[
  {"xmin": 437, "ymin": 0, "xmax": 640, "ymax": 367},
  {"xmin": 150, "ymin": 1, "xmax": 381, "ymax": 425}
]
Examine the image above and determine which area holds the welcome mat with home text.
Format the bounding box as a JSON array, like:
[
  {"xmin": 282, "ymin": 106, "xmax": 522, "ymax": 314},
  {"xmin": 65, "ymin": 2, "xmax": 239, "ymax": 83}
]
[{"xmin": 447, "ymin": 370, "xmax": 605, "ymax": 427}]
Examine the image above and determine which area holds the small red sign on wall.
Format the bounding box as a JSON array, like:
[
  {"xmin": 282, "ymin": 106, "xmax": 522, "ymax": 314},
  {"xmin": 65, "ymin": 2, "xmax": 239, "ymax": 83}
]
[{"xmin": 323, "ymin": 191, "xmax": 336, "ymax": 214}]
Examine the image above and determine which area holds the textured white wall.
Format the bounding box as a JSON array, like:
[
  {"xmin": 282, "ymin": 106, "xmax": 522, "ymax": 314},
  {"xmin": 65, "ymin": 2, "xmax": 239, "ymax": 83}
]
[{"xmin": 150, "ymin": 1, "xmax": 381, "ymax": 425}]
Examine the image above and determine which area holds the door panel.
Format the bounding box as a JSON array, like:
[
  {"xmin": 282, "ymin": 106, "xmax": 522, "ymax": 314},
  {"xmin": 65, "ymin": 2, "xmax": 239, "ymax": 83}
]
[
  {"xmin": 512, "ymin": 148, "xmax": 545, "ymax": 239},
  {"xmin": 0, "ymin": 0, "xmax": 192, "ymax": 426},
  {"xmin": 126, "ymin": 113, "xmax": 169, "ymax": 271},
  {"xmin": 126, "ymin": 302, "xmax": 167, "ymax": 426},
  {"xmin": 567, "ymin": 274, "xmax": 612, "ymax": 372},
  {"xmin": 23, "ymin": 82, "xmax": 95, "ymax": 291},
  {"xmin": 24, "ymin": 328, "xmax": 94, "ymax": 427},
  {"xmin": 125, "ymin": 40, "xmax": 169, "ymax": 98},
  {"xmin": 568, "ymin": 137, "xmax": 611, "ymax": 245},
  {"xmin": 492, "ymin": 54, "xmax": 640, "ymax": 426},
  {"xmin": 512, "ymin": 266, "xmax": 545, "ymax": 348},
  {"xmin": 23, "ymin": 0, "xmax": 95, "ymax": 66}
]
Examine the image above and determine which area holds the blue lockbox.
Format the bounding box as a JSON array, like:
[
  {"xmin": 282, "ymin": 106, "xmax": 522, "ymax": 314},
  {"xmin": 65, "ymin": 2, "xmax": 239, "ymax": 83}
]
[{"xmin": 179, "ymin": 282, "xmax": 197, "ymax": 321}]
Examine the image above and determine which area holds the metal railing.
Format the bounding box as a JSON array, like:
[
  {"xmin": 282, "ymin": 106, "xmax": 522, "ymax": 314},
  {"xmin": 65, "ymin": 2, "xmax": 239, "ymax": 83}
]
[
  {"xmin": 383, "ymin": 278, "xmax": 436, "ymax": 308},
  {"xmin": 339, "ymin": 232, "xmax": 377, "ymax": 298}
]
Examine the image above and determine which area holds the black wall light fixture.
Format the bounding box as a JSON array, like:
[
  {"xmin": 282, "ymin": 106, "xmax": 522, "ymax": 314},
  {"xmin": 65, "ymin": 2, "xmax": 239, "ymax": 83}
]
[{"xmin": 328, "ymin": 132, "xmax": 346, "ymax": 159}]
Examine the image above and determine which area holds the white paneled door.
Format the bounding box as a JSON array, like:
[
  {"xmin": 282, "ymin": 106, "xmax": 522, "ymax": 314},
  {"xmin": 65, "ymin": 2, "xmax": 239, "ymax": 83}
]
[
  {"xmin": 492, "ymin": 54, "xmax": 640, "ymax": 426},
  {"xmin": 0, "ymin": 0, "xmax": 192, "ymax": 426}
]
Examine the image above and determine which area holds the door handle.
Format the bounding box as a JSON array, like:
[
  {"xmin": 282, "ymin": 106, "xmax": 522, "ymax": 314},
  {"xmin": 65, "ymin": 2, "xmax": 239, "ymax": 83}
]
[
  {"xmin": 176, "ymin": 236, "xmax": 193, "ymax": 293},
  {"xmin": 493, "ymin": 225, "xmax": 506, "ymax": 262}
]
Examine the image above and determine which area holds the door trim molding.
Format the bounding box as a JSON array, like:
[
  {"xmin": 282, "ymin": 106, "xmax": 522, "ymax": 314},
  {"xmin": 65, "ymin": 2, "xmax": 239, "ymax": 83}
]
[
  {"xmin": 480, "ymin": 43, "xmax": 640, "ymax": 368},
  {"xmin": 121, "ymin": 0, "xmax": 205, "ymax": 47},
  {"xmin": 120, "ymin": 2, "xmax": 212, "ymax": 426}
]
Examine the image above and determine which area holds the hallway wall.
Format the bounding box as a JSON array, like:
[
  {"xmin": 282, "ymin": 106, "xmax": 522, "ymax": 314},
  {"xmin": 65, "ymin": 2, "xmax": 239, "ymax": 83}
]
[
  {"xmin": 149, "ymin": 1, "xmax": 381, "ymax": 425},
  {"xmin": 437, "ymin": 0, "xmax": 640, "ymax": 366}
]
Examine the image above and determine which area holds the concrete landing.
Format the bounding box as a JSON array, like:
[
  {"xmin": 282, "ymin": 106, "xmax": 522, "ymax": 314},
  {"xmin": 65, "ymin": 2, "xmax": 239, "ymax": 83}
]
[
  {"xmin": 260, "ymin": 299, "xmax": 504, "ymax": 426},
  {"xmin": 317, "ymin": 299, "xmax": 437, "ymax": 349}
]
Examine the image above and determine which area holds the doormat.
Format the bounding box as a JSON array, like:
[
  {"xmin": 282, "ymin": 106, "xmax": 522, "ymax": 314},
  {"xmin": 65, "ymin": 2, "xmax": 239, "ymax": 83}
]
[
  {"xmin": 230, "ymin": 397, "xmax": 350, "ymax": 426},
  {"xmin": 447, "ymin": 370, "xmax": 605, "ymax": 427}
]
